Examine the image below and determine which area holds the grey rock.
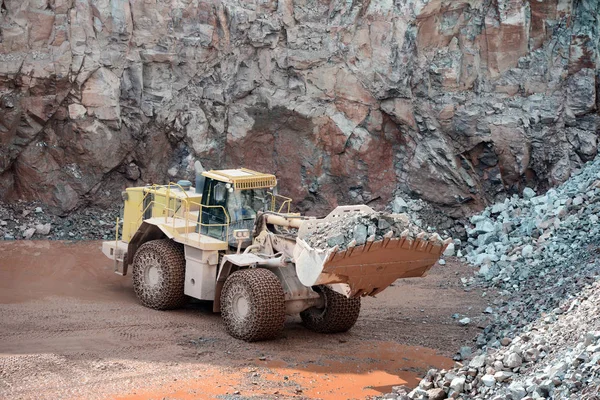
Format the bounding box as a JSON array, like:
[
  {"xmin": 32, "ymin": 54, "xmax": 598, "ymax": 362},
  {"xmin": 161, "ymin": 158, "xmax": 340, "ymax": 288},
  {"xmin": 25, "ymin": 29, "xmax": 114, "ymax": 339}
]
[
  {"xmin": 325, "ymin": 233, "xmax": 346, "ymax": 247},
  {"xmin": 481, "ymin": 374, "xmax": 496, "ymax": 387},
  {"xmin": 494, "ymin": 370, "xmax": 513, "ymax": 382},
  {"xmin": 504, "ymin": 352, "xmax": 523, "ymax": 369},
  {"xmin": 521, "ymin": 245, "xmax": 534, "ymax": 258},
  {"xmin": 469, "ymin": 354, "xmax": 486, "ymax": 369},
  {"xmin": 459, "ymin": 346, "xmax": 472, "ymax": 360},
  {"xmin": 523, "ymin": 188, "xmax": 536, "ymax": 199},
  {"xmin": 508, "ymin": 382, "xmax": 527, "ymax": 399},
  {"xmin": 426, "ymin": 388, "xmax": 446, "ymax": 400},
  {"xmin": 392, "ymin": 197, "xmax": 408, "ymax": 213},
  {"xmin": 491, "ymin": 203, "xmax": 507, "ymax": 214},
  {"xmin": 443, "ymin": 242, "xmax": 455, "ymax": 257},
  {"xmin": 22, "ymin": 227, "xmax": 36, "ymax": 240},
  {"xmin": 474, "ymin": 220, "xmax": 496, "ymax": 234},
  {"xmin": 353, "ymin": 224, "xmax": 368, "ymax": 245},
  {"xmin": 449, "ymin": 376, "xmax": 465, "ymax": 393}
]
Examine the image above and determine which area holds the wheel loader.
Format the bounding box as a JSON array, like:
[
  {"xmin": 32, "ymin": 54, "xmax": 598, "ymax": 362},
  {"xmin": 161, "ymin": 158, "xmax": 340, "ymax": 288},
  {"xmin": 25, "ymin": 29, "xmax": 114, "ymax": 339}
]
[{"xmin": 102, "ymin": 168, "xmax": 450, "ymax": 341}]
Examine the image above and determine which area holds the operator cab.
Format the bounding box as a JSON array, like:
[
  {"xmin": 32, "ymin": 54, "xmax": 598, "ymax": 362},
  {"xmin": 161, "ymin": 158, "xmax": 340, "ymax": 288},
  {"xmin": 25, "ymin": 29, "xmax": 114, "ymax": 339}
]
[{"xmin": 198, "ymin": 169, "xmax": 277, "ymax": 246}]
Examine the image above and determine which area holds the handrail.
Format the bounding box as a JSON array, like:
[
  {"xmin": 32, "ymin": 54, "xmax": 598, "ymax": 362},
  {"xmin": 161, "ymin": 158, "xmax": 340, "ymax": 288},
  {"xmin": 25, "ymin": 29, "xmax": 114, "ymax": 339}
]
[
  {"xmin": 267, "ymin": 192, "xmax": 293, "ymax": 214},
  {"xmin": 129, "ymin": 184, "xmax": 231, "ymax": 246}
]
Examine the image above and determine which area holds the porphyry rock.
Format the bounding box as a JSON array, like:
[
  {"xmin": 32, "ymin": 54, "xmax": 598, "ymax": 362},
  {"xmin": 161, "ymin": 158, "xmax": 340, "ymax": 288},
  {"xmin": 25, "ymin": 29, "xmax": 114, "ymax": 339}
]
[{"xmin": 0, "ymin": 0, "xmax": 598, "ymax": 219}]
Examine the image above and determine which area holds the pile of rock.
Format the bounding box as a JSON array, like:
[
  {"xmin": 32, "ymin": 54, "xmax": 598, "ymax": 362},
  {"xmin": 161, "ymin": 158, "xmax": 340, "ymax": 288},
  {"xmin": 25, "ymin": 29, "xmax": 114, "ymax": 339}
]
[
  {"xmin": 389, "ymin": 280, "xmax": 600, "ymax": 400},
  {"xmin": 303, "ymin": 211, "xmax": 444, "ymax": 251},
  {"xmin": 0, "ymin": 202, "xmax": 119, "ymax": 241},
  {"xmin": 381, "ymin": 157, "xmax": 600, "ymax": 399}
]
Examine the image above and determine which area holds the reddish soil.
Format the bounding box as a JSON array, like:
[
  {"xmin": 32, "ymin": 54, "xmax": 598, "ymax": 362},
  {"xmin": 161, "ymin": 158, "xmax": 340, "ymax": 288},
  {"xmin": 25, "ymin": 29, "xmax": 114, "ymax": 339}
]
[{"xmin": 0, "ymin": 241, "xmax": 490, "ymax": 400}]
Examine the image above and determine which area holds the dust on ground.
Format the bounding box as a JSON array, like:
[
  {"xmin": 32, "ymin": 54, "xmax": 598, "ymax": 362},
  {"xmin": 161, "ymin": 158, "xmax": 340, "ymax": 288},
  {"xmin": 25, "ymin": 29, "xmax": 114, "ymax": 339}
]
[{"xmin": 0, "ymin": 241, "xmax": 488, "ymax": 400}]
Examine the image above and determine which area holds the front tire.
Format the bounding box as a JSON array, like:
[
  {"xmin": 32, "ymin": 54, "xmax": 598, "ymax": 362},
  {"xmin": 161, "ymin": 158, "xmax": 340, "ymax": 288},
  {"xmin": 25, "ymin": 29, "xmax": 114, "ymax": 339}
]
[
  {"xmin": 132, "ymin": 239, "xmax": 186, "ymax": 310},
  {"xmin": 220, "ymin": 268, "xmax": 286, "ymax": 342},
  {"xmin": 300, "ymin": 285, "xmax": 361, "ymax": 333}
]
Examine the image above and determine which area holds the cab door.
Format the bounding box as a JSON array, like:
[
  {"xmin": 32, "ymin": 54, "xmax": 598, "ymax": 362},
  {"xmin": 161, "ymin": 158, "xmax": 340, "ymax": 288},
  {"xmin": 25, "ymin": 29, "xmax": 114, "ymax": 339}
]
[{"xmin": 199, "ymin": 178, "xmax": 228, "ymax": 241}]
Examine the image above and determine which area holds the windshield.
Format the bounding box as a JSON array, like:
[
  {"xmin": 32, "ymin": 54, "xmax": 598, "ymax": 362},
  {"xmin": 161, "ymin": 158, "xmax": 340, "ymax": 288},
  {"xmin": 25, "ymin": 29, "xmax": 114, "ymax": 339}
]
[{"xmin": 227, "ymin": 189, "xmax": 269, "ymax": 222}]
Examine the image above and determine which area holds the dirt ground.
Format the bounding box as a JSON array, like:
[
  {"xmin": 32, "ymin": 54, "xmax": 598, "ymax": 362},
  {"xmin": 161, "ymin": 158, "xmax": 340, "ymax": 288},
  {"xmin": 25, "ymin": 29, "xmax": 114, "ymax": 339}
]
[{"xmin": 0, "ymin": 241, "xmax": 490, "ymax": 400}]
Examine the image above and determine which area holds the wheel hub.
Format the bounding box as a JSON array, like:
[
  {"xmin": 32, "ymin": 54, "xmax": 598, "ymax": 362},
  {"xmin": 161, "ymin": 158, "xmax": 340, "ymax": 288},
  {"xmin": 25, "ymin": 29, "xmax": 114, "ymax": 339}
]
[
  {"xmin": 232, "ymin": 292, "xmax": 250, "ymax": 319},
  {"xmin": 142, "ymin": 256, "xmax": 161, "ymax": 287},
  {"xmin": 146, "ymin": 266, "xmax": 159, "ymax": 286}
]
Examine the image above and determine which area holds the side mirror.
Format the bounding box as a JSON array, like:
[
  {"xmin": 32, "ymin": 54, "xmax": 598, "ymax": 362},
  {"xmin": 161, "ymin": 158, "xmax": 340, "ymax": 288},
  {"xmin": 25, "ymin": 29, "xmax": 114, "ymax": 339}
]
[{"xmin": 195, "ymin": 175, "xmax": 205, "ymax": 194}]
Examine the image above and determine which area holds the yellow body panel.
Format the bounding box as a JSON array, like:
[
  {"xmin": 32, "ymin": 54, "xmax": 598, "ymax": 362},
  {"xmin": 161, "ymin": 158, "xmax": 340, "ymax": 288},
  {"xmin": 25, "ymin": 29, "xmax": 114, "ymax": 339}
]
[
  {"xmin": 121, "ymin": 185, "xmax": 203, "ymax": 244},
  {"xmin": 121, "ymin": 188, "xmax": 144, "ymax": 242}
]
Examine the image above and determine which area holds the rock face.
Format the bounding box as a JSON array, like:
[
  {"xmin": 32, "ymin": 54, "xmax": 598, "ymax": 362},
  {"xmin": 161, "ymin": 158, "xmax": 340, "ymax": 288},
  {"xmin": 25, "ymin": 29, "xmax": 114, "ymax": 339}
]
[{"xmin": 0, "ymin": 0, "xmax": 599, "ymax": 216}]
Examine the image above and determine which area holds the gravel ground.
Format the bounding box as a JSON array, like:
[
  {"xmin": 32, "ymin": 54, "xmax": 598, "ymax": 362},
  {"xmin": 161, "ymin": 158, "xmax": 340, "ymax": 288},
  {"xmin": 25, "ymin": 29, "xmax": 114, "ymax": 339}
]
[{"xmin": 0, "ymin": 240, "xmax": 489, "ymax": 400}]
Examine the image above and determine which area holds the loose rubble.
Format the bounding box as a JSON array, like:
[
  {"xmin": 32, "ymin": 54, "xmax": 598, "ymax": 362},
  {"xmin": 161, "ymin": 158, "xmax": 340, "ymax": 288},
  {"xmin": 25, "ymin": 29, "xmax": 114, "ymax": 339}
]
[
  {"xmin": 381, "ymin": 157, "xmax": 600, "ymax": 399},
  {"xmin": 0, "ymin": 202, "xmax": 119, "ymax": 241},
  {"xmin": 304, "ymin": 211, "xmax": 445, "ymax": 251}
]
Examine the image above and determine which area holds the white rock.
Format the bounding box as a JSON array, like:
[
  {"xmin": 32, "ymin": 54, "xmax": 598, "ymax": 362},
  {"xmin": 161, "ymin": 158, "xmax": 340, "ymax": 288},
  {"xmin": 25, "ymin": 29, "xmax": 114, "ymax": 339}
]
[
  {"xmin": 449, "ymin": 376, "xmax": 465, "ymax": 393},
  {"xmin": 22, "ymin": 227, "xmax": 36, "ymax": 240},
  {"xmin": 443, "ymin": 242, "xmax": 455, "ymax": 257},
  {"xmin": 459, "ymin": 317, "xmax": 471, "ymax": 326},
  {"xmin": 469, "ymin": 354, "xmax": 486, "ymax": 369},
  {"xmin": 494, "ymin": 371, "xmax": 513, "ymax": 382},
  {"xmin": 508, "ymin": 382, "xmax": 527, "ymax": 399},
  {"xmin": 504, "ymin": 352, "xmax": 523, "ymax": 368},
  {"xmin": 481, "ymin": 374, "xmax": 496, "ymax": 387},
  {"xmin": 521, "ymin": 245, "xmax": 534, "ymax": 258},
  {"xmin": 35, "ymin": 223, "xmax": 52, "ymax": 236}
]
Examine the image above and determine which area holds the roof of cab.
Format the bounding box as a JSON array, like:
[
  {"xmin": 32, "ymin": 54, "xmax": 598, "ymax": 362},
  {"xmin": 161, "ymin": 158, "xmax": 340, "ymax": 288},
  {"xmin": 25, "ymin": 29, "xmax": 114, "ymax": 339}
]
[{"xmin": 201, "ymin": 168, "xmax": 277, "ymax": 190}]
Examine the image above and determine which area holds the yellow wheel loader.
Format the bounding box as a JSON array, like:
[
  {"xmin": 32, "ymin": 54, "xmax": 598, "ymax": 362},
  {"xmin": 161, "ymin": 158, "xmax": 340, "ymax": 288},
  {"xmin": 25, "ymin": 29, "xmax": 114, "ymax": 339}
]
[{"xmin": 102, "ymin": 168, "xmax": 450, "ymax": 342}]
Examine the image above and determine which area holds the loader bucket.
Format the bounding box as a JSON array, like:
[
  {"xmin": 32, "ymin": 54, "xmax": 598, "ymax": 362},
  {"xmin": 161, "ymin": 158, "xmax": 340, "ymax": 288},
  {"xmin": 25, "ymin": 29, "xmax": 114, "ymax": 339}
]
[{"xmin": 293, "ymin": 235, "xmax": 447, "ymax": 298}]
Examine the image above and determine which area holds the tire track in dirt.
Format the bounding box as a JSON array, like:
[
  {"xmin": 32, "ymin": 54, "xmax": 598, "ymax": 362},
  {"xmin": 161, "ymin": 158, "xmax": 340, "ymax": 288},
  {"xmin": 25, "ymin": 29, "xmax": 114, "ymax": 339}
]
[{"xmin": 1, "ymin": 241, "xmax": 489, "ymax": 399}]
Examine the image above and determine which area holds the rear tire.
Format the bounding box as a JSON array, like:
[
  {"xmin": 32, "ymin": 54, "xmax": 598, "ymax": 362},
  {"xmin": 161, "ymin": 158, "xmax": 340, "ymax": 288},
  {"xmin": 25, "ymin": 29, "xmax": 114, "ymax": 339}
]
[
  {"xmin": 220, "ymin": 268, "xmax": 286, "ymax": 342},
  {"xmin": 132, "ymin": 239, "xmax": 186, "ymax": 310},
  {"xmin": 300, "ymin": 285, "xmax": 361, "ymax": 333}
]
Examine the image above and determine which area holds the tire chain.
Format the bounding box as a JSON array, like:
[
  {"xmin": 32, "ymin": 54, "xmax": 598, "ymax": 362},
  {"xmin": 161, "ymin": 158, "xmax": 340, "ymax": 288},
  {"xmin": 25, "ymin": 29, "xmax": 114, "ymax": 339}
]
[
  {"xmin": 220, "ymin": 268, "xmax": 286, "ymax": 342},
  {"xmin": 300, "ymin": 285, "xmax": 361, "ymax": 333},
  {"xmin": 132, "ymin": 239, "xmax": 186, "ymax": 310}
]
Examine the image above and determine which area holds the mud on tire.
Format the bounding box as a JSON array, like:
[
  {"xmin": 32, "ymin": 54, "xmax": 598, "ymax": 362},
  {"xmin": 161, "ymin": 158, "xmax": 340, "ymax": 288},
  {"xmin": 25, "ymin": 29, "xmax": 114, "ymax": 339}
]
[
  {"xmin": 220, "ymin": 268, "xmax": 286, "ymax": 342},
  {"xmin": 300, "ymin": 285, "xmax": 361, "ymax": 333},
  {"xmin": 132, "ymin": 239, "xmax": 186, "ymax": 310}
]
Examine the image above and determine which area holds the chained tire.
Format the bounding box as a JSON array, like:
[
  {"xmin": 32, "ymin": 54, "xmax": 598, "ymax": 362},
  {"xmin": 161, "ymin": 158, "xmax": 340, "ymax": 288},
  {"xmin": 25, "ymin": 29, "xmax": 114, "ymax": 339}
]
[
  {"xmin": 300, "ymin": 285, "xmax": 361, "ymax": 333},
  {"xmin": 132, "ymin": 239, "xmax": 186, "ymax": 310},
  {"xmin": 220, "ymin": 268, "xmax": 286, "ymax": 342}
]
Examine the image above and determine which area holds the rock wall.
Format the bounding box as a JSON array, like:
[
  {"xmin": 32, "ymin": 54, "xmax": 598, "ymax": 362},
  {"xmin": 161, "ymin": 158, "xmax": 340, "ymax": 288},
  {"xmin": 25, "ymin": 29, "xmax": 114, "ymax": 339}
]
[{"xmin": 0, "ymin": 0, "xmax": 599, "ymax": 216}]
